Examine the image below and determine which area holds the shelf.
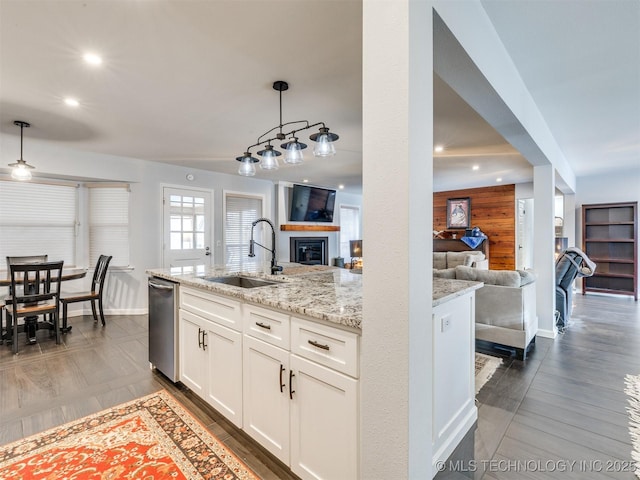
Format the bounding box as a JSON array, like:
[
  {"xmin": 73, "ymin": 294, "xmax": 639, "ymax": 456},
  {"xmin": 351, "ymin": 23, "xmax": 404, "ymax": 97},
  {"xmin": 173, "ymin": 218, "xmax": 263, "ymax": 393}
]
[
  {"xmin": 582, "ymin": 201, "xmax": 637, "ymax": 300},
  {"xmin": 593, "ymin": 272, "xmax": 634, "ymax": 279},
  {"xmin": 589, "ymin": 257, "xmax": 635, "ymax": 264},
  {"xmin": 280, "ymin": 225, "xmax": 340, "ymax": 232},
  {"xmin": 585, "ymin": 238, "xmax": 635, "ymax": 243},
  {"xmin": 585, "ymin": 221, "xmax": 635, "ymax": 226}
]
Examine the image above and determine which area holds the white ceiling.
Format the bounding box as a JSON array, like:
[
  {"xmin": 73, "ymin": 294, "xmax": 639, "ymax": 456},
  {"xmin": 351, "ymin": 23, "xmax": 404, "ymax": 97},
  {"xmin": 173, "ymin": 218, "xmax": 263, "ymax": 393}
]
[{"xmin": 1, "ymin": 1, "xmax": 638, "ymax": 194}]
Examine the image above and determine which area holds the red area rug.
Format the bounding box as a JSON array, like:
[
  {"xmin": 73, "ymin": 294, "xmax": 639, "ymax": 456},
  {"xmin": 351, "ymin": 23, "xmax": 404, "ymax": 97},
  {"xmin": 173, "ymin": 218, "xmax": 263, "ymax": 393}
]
[{"xmin": 0, "ymin": 390, "xmax": 258, "ymax": 479}]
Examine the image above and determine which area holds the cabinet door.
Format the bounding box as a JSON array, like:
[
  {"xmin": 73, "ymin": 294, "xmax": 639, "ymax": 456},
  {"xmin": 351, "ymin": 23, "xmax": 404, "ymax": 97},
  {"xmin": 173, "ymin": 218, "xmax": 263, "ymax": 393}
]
[
  {"xmin": 179, "ymin": 310, "xmax": 208, "ymax": 396},
  {"xmin": 290, "ymin": 355, "xmax": 358, "ymax": 480},
  {"xmin": 205, "ymin": 321, "xmax": 243, "ymax": 428},
  {"xmin": 243, "ymin": 335, "xmax": 290, "ymax": 464}
]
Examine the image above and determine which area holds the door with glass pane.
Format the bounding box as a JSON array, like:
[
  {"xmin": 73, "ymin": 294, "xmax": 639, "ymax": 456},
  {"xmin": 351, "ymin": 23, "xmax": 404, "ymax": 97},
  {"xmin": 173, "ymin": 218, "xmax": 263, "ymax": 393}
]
[{"xmin": 163, "ymin": 187, "xmax": 212, "ymax": 270}]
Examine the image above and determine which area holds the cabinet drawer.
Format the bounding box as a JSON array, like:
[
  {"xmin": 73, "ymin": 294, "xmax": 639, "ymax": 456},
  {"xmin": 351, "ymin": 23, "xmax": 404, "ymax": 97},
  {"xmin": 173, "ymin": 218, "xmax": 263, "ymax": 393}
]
[
  {"xmin": 180, "ymin": 287, "xmax": 242, "ymax": 331},
  {"xmin": 243, "ymin": 304, "xmax": 290, "ymax": 349},
  {"xmin": 291, "ymin": 317, "xmax": 359, "ymax": 378}
]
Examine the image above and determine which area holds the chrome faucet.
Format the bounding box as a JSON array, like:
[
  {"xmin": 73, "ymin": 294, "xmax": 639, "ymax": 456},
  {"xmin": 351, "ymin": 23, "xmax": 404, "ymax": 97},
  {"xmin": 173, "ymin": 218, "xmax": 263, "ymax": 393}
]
[{"xmin": 249, "ymin": 217, "xmax": 283, "ymax": 275}]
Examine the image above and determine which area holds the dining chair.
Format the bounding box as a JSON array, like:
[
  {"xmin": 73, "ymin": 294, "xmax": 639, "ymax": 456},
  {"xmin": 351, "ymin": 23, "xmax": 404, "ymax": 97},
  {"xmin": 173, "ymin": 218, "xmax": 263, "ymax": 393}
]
[
  {"xmin": 5, "ymin": 260, "xmax": 64, "ymax": 354},
  {"xmin": 2, "ymin": 255, "xmax": 48, "ymax": 345},
  {"xmin": 59, "ymin": 255, "xmax": 112, "ymax": 332}
]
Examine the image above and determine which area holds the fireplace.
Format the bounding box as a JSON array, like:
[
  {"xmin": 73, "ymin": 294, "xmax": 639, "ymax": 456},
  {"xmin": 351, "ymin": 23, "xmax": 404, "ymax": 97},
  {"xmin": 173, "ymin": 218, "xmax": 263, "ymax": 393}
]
[{"xmin": 290, "ymin": 237, "xmax": 329, "ymax": 265}]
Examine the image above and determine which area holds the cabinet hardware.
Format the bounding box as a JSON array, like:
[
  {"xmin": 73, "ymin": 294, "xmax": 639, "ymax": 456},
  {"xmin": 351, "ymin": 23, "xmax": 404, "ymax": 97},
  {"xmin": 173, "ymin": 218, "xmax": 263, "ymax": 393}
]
[
  {"xmin": 289, "ymin": 370, "xmax": 295, "ymax": 399},
  {"xmin": 198, "ymin": 328, "xmax": 203, "ymax": 349},
  {"xmin": 279, "ymin": 364, "xmax": 285, "ymax": 393},
  {"xmin": 202, "ymin": 331, "xmax": 208, "ymax": 351},
  {"xmin": 308, "ymin": 339, "xmax": 330, "ymax": 351},
  {"xmin": 256, "ymin": 321, "xmax": 272, "ymax": 330}
]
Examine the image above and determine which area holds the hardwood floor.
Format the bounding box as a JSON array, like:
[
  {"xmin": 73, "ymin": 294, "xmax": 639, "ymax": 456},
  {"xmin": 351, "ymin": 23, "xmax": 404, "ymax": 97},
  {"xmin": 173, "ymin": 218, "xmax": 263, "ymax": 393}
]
[
  {"xmin": 1, "ymin": 293, "xmax": 639, "ymax": 479},
  {"xmin": 439, "ymin": 293, "xmax": 640, "ymax": 480},
  {"xmin": 0, "ymin": 314, "xmax": 298, "ymax": 480}
]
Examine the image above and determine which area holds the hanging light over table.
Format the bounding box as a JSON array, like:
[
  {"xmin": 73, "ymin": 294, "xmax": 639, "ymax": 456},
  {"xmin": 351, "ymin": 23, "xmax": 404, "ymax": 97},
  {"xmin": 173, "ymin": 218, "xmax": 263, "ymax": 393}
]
[
  {"xmin": 236, "ymin": 80, "xmax": 339, "ymax": 176},
  {"xmin": 8, "ymin": 121, "xmax": 35, "ymax": 181}
]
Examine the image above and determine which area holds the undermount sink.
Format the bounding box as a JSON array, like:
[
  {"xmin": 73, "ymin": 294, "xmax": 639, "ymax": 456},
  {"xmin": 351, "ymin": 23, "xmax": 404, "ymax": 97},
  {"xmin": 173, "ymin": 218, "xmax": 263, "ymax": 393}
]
[{"xmin": 200, "ymin": 276, "xmax": 278, "ymax": 288}]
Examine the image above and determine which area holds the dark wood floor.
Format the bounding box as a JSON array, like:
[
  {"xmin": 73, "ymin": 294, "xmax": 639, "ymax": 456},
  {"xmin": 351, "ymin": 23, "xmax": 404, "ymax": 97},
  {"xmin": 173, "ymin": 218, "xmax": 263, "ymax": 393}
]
[{"xmin": 1, "ymin": 293, "xmax": 639, "ymax": 479}]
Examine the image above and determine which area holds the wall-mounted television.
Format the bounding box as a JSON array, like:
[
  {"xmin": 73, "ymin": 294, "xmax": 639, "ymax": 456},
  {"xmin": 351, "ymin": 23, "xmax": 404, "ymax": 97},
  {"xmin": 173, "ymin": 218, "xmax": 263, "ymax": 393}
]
[{"xmin": 289, "ymin": 184, "xmax": 336, "ymax": 223}]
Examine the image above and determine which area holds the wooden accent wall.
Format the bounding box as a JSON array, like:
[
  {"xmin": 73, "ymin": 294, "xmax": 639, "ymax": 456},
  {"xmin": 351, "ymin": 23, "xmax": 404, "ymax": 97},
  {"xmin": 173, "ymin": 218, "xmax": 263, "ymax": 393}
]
[{"xmin": 434, "ymin": 185, "xmax": 516, "ymax": 270}]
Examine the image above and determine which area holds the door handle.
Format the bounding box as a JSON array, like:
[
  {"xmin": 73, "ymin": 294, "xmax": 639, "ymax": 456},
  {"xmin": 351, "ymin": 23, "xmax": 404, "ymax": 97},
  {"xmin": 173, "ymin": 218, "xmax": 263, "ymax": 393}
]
[
  {"xmin": 205, "ymin": 246, "xmax": 211, "ymax": 256},
  {"xmin": 202, "ymin": 331, "xmax": 208, "ymax": 351},
  {"xmin": 198, "ymin": 328, "xmax": 203, "ymax": 349},
  {"xmin": 289, "ymin": 370, "xmax": 295, "ymax": 399},
  {"xmin": 279, "ymin": 364, "xmax": 285, "ymax": 393}
]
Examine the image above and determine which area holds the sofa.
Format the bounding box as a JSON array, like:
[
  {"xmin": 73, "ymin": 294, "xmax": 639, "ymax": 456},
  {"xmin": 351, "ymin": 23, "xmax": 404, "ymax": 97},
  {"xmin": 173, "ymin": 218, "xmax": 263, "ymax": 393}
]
[
  {"xmin": 433, "ymin": 251, "xmax": 488, "ymax": 270},
  {"xmin": 434, "ymin": 265, "xmax": 538, "ymax": 360}
]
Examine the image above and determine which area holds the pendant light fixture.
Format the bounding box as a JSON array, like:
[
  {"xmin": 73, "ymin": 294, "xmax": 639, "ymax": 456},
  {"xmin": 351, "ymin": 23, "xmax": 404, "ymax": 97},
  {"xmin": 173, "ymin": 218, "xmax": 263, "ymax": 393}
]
[
  {"xmin": 8, "ymin": 120, "xmax": 35, "ymax": 181},
  {"xmin": 236, "ymin": 80, "xmax": 339, "ymax": 176}
]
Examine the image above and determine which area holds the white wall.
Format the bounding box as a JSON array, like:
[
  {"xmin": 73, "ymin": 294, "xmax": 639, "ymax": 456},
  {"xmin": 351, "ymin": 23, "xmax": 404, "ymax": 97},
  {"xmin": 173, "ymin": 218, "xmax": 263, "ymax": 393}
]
[{"xmin": 0, "ymin": 133, "xmax": 275, "ymax": 314}]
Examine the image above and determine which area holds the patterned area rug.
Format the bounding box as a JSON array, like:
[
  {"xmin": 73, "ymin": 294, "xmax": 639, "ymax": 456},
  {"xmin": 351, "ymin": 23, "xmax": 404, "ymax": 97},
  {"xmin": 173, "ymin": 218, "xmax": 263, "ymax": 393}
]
[
  {"xmin": 475, "ymin": 352, "xmax": 502, "ymax": 394},
  {"xmin": 0, "ymin": 390, "xmax": 258, "ymax": 480},
  {"xmin": 624, "ymin": 374, "xmax": 640, "ymax": 478}
]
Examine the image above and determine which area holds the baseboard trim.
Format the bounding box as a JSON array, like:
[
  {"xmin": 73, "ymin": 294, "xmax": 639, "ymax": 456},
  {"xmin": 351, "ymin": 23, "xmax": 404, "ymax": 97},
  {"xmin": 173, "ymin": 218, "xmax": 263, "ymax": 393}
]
[
  {"xmin": 537, "ymin": 328, "xmax": 558, "ymax": 339},
  {"xmin": 65, "ymin": 308, "xmax": 148, "ymax": 317}
]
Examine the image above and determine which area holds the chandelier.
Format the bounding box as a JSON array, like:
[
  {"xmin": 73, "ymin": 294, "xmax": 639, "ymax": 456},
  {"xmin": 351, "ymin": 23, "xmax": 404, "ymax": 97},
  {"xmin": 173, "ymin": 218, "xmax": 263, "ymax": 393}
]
[
  {"xmin": 8, "ymin": 121, "xmax": 35, "ymax": 181},
  {"xmin": 236, "ymin": 80, "xmax": 339, "ymax": 176}
]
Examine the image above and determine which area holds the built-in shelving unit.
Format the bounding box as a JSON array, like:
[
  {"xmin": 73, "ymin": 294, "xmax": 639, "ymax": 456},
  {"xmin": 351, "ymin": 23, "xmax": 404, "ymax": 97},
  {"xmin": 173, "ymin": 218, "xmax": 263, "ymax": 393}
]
[{"xmin": 582, "ymin": 201, "xmax": 637, "ymax": 300}]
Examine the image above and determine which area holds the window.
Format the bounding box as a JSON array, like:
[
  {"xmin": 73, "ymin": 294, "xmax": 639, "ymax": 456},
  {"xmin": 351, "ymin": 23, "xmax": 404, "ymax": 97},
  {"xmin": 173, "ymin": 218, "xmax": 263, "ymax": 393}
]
[
  {"xmin": 339, "ymin": 205, "xmax": 361, "ymax": 260},
  {"xmin": 88, "ymin": 184, "xmax": 130, "ymax": 267},
  {"xmin": 224, "ymin": 193, "xmax": 263, "ymax": 272},
  {"xmin": 0, "ymin": 179, "xmax": 78, "ymax": 265}
]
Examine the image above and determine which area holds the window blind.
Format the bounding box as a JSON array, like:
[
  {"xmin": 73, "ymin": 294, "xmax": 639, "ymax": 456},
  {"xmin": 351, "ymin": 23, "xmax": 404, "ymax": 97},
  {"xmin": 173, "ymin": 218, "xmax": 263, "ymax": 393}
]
[
  {"xmin": 225, "ymin": 194, "xmax": 263, "ymax": 272},
  {"xmin": 339, "ymin": 205, "xmax": 361, "ymax": 259},
  {"xmin": 88, "ymin": 184, "xmax": 130, "ymax": 267},
  {"xmin": 0, "ymin": 180, "xmax": 78, "ymax": 265}
]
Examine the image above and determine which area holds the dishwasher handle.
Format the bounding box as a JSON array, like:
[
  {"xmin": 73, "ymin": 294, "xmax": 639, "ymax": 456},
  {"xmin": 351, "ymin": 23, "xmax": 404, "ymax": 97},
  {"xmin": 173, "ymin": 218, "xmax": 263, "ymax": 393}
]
[{"xmin": 149, "ymin": 281, "xmax": 175, "ymax": 291}]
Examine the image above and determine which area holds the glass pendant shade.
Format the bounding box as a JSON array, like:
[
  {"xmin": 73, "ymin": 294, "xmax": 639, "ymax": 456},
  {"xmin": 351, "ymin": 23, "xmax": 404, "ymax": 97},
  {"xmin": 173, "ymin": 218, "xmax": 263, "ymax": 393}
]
[
  {"xmin": 309, "ymin": 127, "xmax": 339, "ymax": 157},
  {"xmin": 257, "ymin": 145, "xmax": 280, "ymax": 170},
  {"xmin": 236, "ymin": 152, "xmax": 258, "ymax": 177},
  {"xmin": 281, "ymin": 138, "xmax": 306, "ymax": 165},
  {"xmin": 10, "ymin": 160, "xmax": 33, "ymax": 181}
]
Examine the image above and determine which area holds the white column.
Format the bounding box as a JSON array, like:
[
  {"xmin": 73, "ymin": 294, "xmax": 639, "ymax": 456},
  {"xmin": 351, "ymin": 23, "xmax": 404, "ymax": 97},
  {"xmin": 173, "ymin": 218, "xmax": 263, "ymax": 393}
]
[
  {"xmin": 564, "ymin": 193, "xmax": 576, "ymax": 248},
  {"xmin": 361, "ymin": 0, "xmax": 434, "ymax": 478},
  {"xmin": 533, "ymin": 165, "xmax": 557, "ymax": 338}
]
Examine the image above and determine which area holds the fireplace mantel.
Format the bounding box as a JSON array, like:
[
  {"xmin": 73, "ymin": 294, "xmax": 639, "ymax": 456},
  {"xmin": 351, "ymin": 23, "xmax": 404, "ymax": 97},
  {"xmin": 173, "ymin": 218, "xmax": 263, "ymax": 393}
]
[{"xmin": 280, "ymin": 225, "xmax": 340, "ymax": 232}]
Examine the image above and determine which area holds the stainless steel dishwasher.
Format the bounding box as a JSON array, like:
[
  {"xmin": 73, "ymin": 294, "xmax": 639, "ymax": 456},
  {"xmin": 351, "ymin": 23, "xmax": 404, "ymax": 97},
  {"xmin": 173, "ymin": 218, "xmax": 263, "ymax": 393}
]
[{"xmin": 148, "ymin": 277, "xmax": 179, "ymax": 382}]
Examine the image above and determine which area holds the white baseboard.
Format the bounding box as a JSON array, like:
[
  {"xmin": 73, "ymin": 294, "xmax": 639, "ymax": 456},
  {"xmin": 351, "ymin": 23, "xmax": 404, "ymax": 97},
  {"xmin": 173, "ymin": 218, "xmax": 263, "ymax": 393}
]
[
  {"xmin": 65, "ymin": 308, "xmax": 148, "ymax": 317},
  {"xmin": 536, "ymin": 328, "xmax": 558, "ymax": 339}
]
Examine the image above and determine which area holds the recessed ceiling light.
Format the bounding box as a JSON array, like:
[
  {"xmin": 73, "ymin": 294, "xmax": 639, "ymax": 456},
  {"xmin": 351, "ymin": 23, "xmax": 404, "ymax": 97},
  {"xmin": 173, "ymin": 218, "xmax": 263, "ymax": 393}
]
[
  {"xmin": 83, "ymin": 53, "xmax": 102, "ymax": 65},
  {"xmin": 496, "ymin": 177, "xmax": 503, "ymax": 182},
  {"xmin": 434, "ymin": 145, "xmax": 444, "ymax": 153},
  {"xmin": 64, "ymin": 98, "xmax": 79, "ymax": 107},
  {"xmin": 338, "ymin": 184, "xmax": 345, "ymax": 190},
  {"xmin": 472, "ymin": 165, "xmax": 479, "ymax": 171},
  {"xmin": 302, "ymin": 179, "xmax": 309, "ymax": 183}
]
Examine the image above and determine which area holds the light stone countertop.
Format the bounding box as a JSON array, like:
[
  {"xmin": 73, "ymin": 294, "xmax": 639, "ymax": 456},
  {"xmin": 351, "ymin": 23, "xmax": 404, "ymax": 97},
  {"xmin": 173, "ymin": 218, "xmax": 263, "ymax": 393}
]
[{"xmin": 146, "ymin": 266, "xmax": 482, "ymax": 331}]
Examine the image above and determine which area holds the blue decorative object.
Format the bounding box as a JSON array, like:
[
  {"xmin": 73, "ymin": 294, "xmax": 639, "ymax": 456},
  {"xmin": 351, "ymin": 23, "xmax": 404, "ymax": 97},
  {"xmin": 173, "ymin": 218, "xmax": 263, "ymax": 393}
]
[{"xmin": 461, "ymin": 235, "xmax": 486, "ymax": 249}]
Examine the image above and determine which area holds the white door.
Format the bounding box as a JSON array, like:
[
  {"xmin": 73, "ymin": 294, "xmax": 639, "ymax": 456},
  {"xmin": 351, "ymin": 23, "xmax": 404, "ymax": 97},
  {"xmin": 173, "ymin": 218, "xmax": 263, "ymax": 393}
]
[
  {"xmin": 179, "ymin": 311, "xmax": 208, "ymax": 396},
  {"xmin": 290, "ymin": 355, "xmax": 358, "ymax": 480},
  {"xmin": 163, "ymin": 187, "xmax": 212, "ymax": 269},
  {"xmin": 516, "ymin": 198, "xmax": 535, "ymax": 270},
  {"xmin": 205, "ymin": 321, "xmax": 243, "ymax": 428},
  {"xmin": 243, "ymin": 335, "xmax": 290, "ymax": 464}
]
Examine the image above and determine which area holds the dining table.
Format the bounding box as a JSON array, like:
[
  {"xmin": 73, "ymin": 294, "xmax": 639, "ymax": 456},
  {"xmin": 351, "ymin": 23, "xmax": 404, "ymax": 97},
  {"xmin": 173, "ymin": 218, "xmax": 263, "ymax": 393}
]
[{"xmin": 1, "ymin": 266, "xmax": 88, "ymax": 343}]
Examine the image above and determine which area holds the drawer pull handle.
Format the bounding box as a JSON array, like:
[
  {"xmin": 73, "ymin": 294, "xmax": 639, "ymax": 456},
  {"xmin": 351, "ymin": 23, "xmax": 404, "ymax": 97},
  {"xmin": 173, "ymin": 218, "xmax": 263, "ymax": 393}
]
[
  {"xmin": 279, "ymin": 364, "xmax": 285, "ymax": 393},
  {"xmin": 289, "ymin": 370, "xmax": 295, "ymax": 399},
  {"xmin": 308, "ymin": 340, "xmax": 330, "ymax": 351},
  {"xmin": 256, "ymin": 321, "xmax": 272, "ymax": 330}
]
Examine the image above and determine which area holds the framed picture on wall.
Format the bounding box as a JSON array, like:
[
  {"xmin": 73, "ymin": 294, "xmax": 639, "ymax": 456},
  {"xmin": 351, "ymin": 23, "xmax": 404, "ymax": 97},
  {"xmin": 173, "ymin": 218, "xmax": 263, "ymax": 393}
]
[{"xmin": 446, "ymin": 197, "xmax": 471, "ymax": 229}]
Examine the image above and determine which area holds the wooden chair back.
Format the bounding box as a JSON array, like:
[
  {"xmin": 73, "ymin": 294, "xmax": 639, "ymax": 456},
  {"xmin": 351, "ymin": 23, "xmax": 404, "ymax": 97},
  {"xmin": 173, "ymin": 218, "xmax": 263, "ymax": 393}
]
[{"xmin": 9, "ymin": 261, "xmax": 64, "ymax": 315}]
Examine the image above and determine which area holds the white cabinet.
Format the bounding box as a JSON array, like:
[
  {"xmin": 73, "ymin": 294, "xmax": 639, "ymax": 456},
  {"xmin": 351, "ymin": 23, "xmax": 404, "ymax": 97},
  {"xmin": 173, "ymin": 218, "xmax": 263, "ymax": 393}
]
[
  {"xmin": 290, "ymin": 354, "xmax": 358, "ymax": 480},
  {"xmin": 242, "ymin": 304, "xmax": 360, "ymax": 480},
  {"xmin": 243, "ymin": 335, "xmax": 291, "ymax": 463},
  {"xmin": 179, "ymin": 287, "xmax": 243, "ymax": 428},
  {"xmin": 179, "ymin": 309, "xmax": 208, "ymax": 397}
]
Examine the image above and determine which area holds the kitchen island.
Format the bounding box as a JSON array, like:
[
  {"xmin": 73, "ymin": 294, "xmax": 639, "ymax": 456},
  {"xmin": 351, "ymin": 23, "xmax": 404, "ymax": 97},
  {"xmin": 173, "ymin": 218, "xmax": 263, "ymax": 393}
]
[{"xmin": 146, "ymin": 265, "xmax": 481, "ymax": 479}]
